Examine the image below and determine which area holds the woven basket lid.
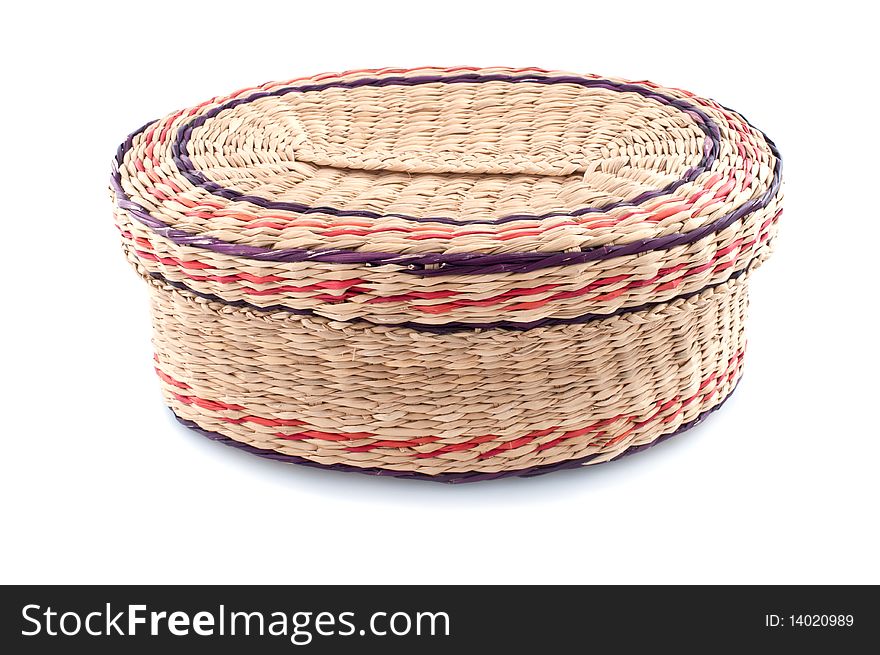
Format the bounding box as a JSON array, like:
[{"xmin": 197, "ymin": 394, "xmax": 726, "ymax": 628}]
[{"xmin": 112, "ymin": 66, "xmax": 782, "ymax": 329}]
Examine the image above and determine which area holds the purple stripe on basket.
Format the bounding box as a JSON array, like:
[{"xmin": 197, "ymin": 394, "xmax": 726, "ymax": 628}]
[
  {"xmin": 170, "ymin": 74, "xmax": 721, "ymax": 227},
  {"xmin": 111, "ymin": 74, "xmax": 782, "ymax": 275},
  {"xmin": 171, "ymin": 383, "xmax": 736, "ymax": 483},
  {"xmin": 147, "ymin": 262, "xmax": 752, "ymax": 333}
]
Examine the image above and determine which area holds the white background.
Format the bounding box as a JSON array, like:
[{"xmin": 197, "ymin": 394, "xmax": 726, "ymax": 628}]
[{"xmin": 1, "ymin": 1, "xmax": 877, "ymax": 584}]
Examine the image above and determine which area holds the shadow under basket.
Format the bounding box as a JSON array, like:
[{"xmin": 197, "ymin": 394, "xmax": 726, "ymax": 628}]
[{"xmin": 111, "ymin": 66, "xmax": 782, "ymax": 482}]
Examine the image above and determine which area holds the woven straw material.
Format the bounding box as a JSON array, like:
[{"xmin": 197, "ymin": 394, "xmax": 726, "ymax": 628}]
[{"xmin": 111, "ymin": 66, "xmax": 782, "ymax": 481}]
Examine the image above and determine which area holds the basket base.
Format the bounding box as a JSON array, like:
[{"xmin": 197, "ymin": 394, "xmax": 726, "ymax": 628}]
[{"xmin": 171, "ymin": 382, "xmax": 736, "ymax": 484}]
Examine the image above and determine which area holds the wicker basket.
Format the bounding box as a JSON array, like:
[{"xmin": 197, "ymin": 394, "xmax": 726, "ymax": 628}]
[{"xmin": 111, "ymin": 67, "xmax": 782, "ymax": 482}]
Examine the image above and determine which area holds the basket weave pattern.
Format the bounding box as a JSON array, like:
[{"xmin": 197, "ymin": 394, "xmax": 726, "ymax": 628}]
[{"xmin": 112, "ymin": 67, "xmax": 782, "ymax": 481}]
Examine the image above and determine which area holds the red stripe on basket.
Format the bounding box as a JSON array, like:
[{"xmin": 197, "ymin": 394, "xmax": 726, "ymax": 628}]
[
  {"xmin": 155, "ymin": 367, "xmax": 190, "ymax": 389},
  {"xmin": 156, "ymin": 349, "xmax": 744, "ymax": 460},
  {"xmin": 129, "ymin": 246, "xmax": 367, "ymax": 292},
  {"xmin": 409, "ymin": 217, "xmax": 775, "ymax": 314},
  {"xmin": 171, "ymin": 392, "xmax": 247, "ymax": 413},
  {"xmin": 648, "ymin": 203, "xmax": 691, "ymax": 221},
  {"xmin": 412, "ymin": 433, "xmax": 500, "ymax": 458},
  {"xmin": 120, "ymin": 211, "xmax": 776, "ymax": 320}
]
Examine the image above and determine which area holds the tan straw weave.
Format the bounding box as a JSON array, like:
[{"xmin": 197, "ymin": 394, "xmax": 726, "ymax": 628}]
[{"xmin": 111, "ymin": 66, "xmax": 782, "ymax": 481}]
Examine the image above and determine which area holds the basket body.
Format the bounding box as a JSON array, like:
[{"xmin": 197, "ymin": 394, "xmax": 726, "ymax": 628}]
[{"xmin": 112, "ymin": 67, "xmax": 782, "ymax": 481}]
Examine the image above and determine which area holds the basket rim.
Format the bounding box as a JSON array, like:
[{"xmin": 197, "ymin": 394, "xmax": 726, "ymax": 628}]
[{"xmin": 111, "ymin": 68, "xmax": 782, "ymax": 276}]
